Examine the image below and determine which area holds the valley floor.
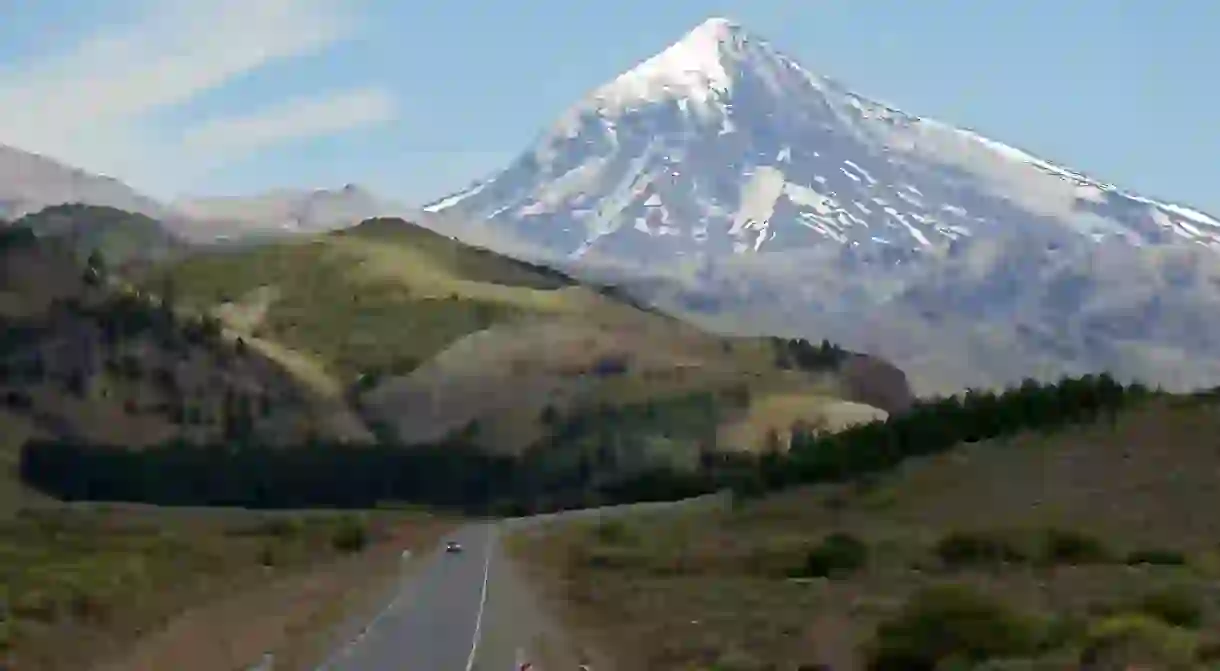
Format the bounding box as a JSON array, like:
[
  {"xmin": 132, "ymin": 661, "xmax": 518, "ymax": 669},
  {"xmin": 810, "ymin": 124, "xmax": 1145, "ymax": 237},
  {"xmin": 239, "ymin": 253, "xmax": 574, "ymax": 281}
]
[{"xmin": 508, "ymin": 397, "xmax": 1220, "ymax": 670}]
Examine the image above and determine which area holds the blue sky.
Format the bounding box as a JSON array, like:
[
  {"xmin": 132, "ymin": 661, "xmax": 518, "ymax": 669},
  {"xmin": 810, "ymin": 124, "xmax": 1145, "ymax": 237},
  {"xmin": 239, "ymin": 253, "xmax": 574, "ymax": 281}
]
[{"xmin": 1, "ymin": 0, "xmax": 1216, "ymax": 214}]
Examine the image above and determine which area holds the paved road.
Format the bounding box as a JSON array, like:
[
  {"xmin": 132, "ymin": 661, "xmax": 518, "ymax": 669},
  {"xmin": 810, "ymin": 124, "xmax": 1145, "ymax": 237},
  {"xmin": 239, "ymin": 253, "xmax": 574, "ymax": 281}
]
[
  {"xmin": 314, "ymin": 493, "xmax": 731, "ymax": 671},
  {"xmin": 314, "ymin": 524, "xmax": 495, "ymax": 671}
]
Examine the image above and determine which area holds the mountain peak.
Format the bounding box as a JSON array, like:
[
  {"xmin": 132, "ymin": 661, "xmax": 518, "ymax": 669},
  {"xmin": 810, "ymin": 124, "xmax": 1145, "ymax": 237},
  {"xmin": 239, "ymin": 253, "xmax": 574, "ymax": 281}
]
[
  {"xmin": 587, "ymin": 17, "xmax": 758, "ymax": 113},
  {"xmin": 426, "ymin": 16, "xmax": 1220, "ymax": 261},
  {"xmin": 689, "ymin": 16, "xmax": 741, "ymax": 40}
]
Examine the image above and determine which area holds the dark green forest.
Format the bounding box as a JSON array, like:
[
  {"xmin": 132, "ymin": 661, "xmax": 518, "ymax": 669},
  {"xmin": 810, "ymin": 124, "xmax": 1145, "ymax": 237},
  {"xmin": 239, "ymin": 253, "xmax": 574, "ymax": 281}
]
[{"xmin": 18, "ymin": 373, "xmax": 1154, "ymax": 514}]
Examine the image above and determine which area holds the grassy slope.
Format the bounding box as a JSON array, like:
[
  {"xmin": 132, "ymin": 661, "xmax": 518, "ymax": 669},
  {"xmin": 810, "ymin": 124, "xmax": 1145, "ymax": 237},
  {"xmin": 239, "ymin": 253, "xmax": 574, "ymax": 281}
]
[
  {"xmin": 146, "ymin": 220, "xmax": 577, "ymax": 383},
  {"xmin": 510, "ymin": 397, "xmax": 1220, "ymax": 670},
  {"xmin": 0, "ymin": 231, "xmax": 370, "ymax": 475},
  {"xmin": 15, "ymin": 204, "xmax": 184, "ymax": 268},
  {"xmin": 0, "ymin": 506, "xmax": 453, "ymax": 671},
  {"xmin": 148, "ymin": 218, "xmax": 883, "ymax": 454}
]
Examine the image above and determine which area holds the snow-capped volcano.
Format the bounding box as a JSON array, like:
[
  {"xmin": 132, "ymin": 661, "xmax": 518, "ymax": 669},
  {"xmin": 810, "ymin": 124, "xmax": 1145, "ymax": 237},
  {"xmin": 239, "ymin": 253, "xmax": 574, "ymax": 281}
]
[
  {"xmin": 424, "ymin": 17, "xmax": 1220, "ymax": 395},
  {"xmin": 425, "ymin": 17, "xmax": 1220, "ymax": 261}
]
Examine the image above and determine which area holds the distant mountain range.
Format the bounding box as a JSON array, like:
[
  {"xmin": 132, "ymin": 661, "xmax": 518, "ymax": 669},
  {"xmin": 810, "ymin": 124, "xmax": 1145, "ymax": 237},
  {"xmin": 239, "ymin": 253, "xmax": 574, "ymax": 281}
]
[
  {"xmin": 3, "ymin": 17, "xmax": 1219, "ymax": 394},
  {"xmin": 0, "ymin": 144, "xmax": 407, "ymax": 242},
  {"xmin": 0, "ymin": 144, "xmax": 169, "ymax": 222},
  {"xmin": 169, "ymin": 185, "xmax": 411, "ymax": 242}
]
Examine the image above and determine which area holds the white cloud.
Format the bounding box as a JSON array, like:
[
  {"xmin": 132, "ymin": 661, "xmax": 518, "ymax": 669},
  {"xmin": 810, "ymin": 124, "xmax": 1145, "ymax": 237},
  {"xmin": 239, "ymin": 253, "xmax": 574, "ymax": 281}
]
[
  {"xmin": 180, "ymin": 88, "xmax": 397, "ymax": 159},
  {"xmin": 0, "ymin": 0, "xmax": 396, "ymax": 196}
]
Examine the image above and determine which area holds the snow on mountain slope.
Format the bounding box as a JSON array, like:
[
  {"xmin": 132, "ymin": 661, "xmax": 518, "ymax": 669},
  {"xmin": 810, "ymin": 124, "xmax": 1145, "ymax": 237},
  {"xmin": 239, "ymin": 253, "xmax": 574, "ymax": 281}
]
[
  {"xmin": 424, "ymin": 17, "xmax": 1220, "ymax": 394},
  {"xmin": 424, "ymin": 17, "xmax": 1220, "ymax": 261}
]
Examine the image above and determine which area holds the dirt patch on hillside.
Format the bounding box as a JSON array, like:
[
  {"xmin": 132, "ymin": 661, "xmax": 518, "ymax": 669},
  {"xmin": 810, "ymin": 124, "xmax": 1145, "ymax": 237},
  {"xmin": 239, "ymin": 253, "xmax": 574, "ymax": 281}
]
[{"xmin": 717, "ymin": 393, "xmax": 886, "ymax": 451}]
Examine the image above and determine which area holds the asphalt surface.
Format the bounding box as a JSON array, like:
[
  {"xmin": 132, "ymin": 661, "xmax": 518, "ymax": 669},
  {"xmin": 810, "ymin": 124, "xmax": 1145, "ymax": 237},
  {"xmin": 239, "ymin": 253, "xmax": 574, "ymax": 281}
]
[
  {"xmin": 314, "ymin": 524, "xmax": 495, "ymax": 671},
  {"xmin": 314, "ymin": 493, "xmax": 731, "ymax": 671}
]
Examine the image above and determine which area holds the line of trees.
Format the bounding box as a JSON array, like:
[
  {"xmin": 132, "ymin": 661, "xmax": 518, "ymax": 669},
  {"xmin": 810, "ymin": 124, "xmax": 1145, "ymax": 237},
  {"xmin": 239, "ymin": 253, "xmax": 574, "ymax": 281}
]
[
  {"xmin": 17, "ymin": 373, "xmax": 1152, "ymax": 514},
  {"xmin": 772, "ymin": 336, "xmax": 848, "ymax": 371},
  {"xmin": 17, "ymin": 432, "xmax": 734, "ymax": 514},
  {"xmin": 754, "ymin": 373, "xmax": 1142, "ymax": 492},
  {"xmin": 20, "ymin": 437, "xmax": 519, "ymax": 512}
]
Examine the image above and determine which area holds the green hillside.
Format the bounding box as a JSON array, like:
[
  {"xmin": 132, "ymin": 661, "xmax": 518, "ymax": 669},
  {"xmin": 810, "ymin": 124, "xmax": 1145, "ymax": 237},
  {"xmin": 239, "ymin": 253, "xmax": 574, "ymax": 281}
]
[
  {"xmin": 0, "ymin": 226, "xmax": 369, "ymax": 507},
  {"xmin": 15, "ymin": 204, "xmax": 185, "ymax": 268},
  {"xmin": 144, "ymin": 217, "xmax": 908, "ymax": 455}
]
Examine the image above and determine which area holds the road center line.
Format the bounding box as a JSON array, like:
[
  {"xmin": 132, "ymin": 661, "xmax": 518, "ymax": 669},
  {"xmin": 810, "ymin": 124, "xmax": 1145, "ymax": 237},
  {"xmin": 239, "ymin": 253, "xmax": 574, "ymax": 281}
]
[{"xmin": 464, "ymin": 525, "xmax": 495, "ymax": 671}]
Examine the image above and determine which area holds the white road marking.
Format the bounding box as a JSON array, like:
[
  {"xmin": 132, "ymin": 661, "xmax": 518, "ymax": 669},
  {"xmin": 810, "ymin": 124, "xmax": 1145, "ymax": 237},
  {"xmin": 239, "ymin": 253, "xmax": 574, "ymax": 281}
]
[
  {"xmin": 464, "ymin": 525, "xmax": 495, "ymax": 671},
  {"xmin": 312, "ymin": 547, "xmax": 426, "ymax": 669}
]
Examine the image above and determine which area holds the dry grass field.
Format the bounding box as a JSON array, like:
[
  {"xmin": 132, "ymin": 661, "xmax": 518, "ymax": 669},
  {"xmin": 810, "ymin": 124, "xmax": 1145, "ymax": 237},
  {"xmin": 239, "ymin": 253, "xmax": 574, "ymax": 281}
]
[
  {"xmin": 510, "ymin": 397, "xmax": 1220, "ymax": 670},
  {"xmin": 1, "ymin": 504, "xmax": 454, "ymax": 671}
]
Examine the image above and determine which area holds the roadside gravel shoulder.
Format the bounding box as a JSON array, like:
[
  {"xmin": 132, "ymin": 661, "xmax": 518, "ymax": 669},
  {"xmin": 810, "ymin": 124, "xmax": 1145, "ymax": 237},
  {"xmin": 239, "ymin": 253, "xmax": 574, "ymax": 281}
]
[
  {"xmin": 487, "ymin": 494, "xmax": 732, "ymax": 671},
  {"xmin": 480, "ymin": 529, "xmax": 613, "ymax": 671}
]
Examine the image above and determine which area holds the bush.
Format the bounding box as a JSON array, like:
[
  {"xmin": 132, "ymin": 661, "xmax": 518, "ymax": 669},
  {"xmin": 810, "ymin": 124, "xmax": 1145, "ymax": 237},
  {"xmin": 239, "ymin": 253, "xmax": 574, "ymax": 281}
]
[
  {"xmin": 0, "ymin": 618, "xmax": 14, "ymax": 651},
  {"xmin": 1125, "ymin": 548, "xmax": 1187, "ymax": 567},
  {"xmin": 3, "ymin": 390, "xmax": 32, "ymax": 409},
  {"xmin": 936, "ymin": 530, "xmax": 1028, "ymax": 568},
  {"xmin": 1040, "ymin": 528, "xmax": 1111, "ymax": 565},
  {"xmin": 709, "ymin": 646, "xmax": 770, "ymax": 671},
  {"xmin": 1138, "ymin": 586, "xmax": 1204, "ymax": 628},
  {"xmin": 230, "ymin": 517, "xmax": 303, "ymax": 539},
  {"xmin": 1197, "ymin": 638, "xmax": 1220, "ymax": 664},
  {"xmin": 592, "ymin": 519, "xmax": 634, "ymax": 545},
  {"xmin": 801, "ymin": 532, "xmax": 868, "ymax": 578},
  {"xmin": 1078, "ymin": 614, "xmax": 1198, "ymax": 669},
  {"xmin": 729, "ymin": 475, "xmax": 768, "ymax": 506},
  {"xmin": 330, "ymin": 517, "xmax": 369, "ymax": 553},
  {"xmin": 865, "ymin": 584, "xmax": 1042, "ymax": 671},
  {"xmin": 1038, "ymin": 613, "xmax": 1089, "ymax": 653},
  {"xmin": 257, "ymin": 546, "xmax": 277, "ymax": 567}
]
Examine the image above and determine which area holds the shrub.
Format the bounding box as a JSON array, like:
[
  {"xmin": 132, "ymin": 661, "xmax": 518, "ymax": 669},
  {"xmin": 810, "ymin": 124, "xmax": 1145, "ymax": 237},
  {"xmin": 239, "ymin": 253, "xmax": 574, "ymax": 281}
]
[
  {"xmin": 1197, "ymin": 638, "xmax": 1220, "ymax": 664},
  {"xmin": 801, "ymin": 532, "xmax": 868, "ymax": 578},
  {"xmin": 1125, "ymin": 548, "xmax": 1187, "ymax": 567},
  {"xmin": 66, "ymin": 585, "xmax": 109, "ymax": 623},
  {"xmin": 592, "ymin": 519, "xmax": 634, "ymax": 545},
  {"xmin": 0, "ymin": 618, "xmax": 14, "ymax": 651},
  {"xmin": 936, "ymin": 530, "xmax": 1028, "ymax": 568},
  {"xmin": 242, "ymin": 517, "xmax": 303, "ymax": 539},
  {"xmin": 1138, "ymin": 586, "xmax": 1204, "ymax": 628},
  {"xmin": 330, "ymin": 517, "xmax": 369, "ymax": 553},
  {"xmin": 64, "ymin": 370, "xmax": 88, "ymax": 397},
  {"xmin": 708, "ymin": 646, "xmax": 770, "ymax": 670},
  {"xmin": 1078, "ymin": 614, "xmax": 1198, "ymax": 669},
  {"xmin": 1040, "ymin": 528, "xmax": 1111, "ymax": 565},
  {"xmin": 578, "ymin": 546, "xmax": 643, "ymax": 571},
  {"xmin": 728, "ymin": 474, "xmax": 767, "ymax": 505},
  {"xmin": 865, "ymin": 584, "xmax": 1042, "ymax": 671},
  {"xmin": 1038, "ymin": 613, "xmax": 1089, "ymax": 653},
  {"xmin": 257, "ymin": 546, "xmax": 277, "ymax": 567},
  {"xmin": 3, "ymin": 390, "xmax": 32, "ymax": 409}
]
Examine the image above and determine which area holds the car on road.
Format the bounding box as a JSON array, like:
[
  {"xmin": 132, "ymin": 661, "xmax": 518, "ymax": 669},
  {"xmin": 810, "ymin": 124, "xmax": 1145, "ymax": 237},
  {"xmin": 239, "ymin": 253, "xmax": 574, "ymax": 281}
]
[{"xmin": 445, "ymin": 541, "xmax": 462, "ymax": 553}]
